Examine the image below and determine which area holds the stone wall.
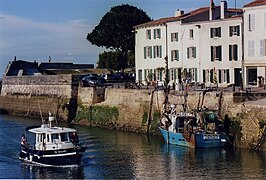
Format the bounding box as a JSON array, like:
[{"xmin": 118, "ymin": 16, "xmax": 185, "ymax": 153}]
[
  {"xmin": 77, "ymin": 88, "xmax": 266, "ymax": 150},
  {"xmin": 0, "ymin": 95, "xmax": 68, "ymax": 120},
  {"xmin": 1, "ymin": 75, "xmax": 74, "ymax": 98}
]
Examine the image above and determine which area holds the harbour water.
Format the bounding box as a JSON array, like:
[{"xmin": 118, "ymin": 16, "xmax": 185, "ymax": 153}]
[{"xmin": 0, "ymin": 114, "xmax": 265, "ymax": 179}]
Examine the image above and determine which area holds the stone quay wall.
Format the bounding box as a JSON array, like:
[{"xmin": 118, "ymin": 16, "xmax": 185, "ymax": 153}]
[
  {"xmin": 78, "ymin": 88, "xmax": 266, "ymax": 150},
  {"xmin": 1, "ymin": 75, "xmax": 74, "ymax": 98}
]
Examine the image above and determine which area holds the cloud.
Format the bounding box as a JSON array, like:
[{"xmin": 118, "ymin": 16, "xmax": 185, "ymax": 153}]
[{"xmin": 0, "ymin": 13, "xmax": 103, "ymax": 76}]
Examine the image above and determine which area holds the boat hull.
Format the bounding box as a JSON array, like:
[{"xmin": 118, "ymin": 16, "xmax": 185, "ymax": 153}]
[
  {"xmin": 19, "ymin": 146, "xmax": 87, "ymax": 166},
  {"xmin": 158, "ymin": 127, "xmax": 228, "ymax": 148}
]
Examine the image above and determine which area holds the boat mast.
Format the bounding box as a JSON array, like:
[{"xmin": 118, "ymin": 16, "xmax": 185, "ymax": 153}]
[{"xmin": 38, "ymin": 101, "xmax": 44, "ymax": 124}]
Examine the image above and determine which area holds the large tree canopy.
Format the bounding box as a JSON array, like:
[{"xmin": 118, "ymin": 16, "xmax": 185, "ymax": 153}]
[{"xmin": 86, "ymin": 4, "xmax": 151, "ymax": 71}]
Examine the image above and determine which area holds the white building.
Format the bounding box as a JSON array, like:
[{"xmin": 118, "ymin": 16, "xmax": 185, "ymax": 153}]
[
  {"xmin": 135, "ymin": 1, "xmax": 243, "ymax": 87},
  {"xmin": 243, "ymin": 0, "xmax": 266, "ymax": 87}
]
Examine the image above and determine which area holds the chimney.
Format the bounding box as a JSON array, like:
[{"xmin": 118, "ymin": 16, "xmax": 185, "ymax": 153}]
[
  {"xmin": 209, "ymin": 0, "xmax": 215, "ymax": 21},
  {"xmin": 220, "ymin": 1, "xmax": 227, "ymax": 19},
  {"xmin": 175, "ymin": 9, "xmax": 184, "ymax": 17}
]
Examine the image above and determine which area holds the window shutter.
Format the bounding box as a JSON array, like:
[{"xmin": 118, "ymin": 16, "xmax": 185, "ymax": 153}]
[
  {"xmin": 154, "ymin": 29, "xmax": 156, "ymax": 39},
  {"xmin": 144, "ymin": 47, "xmax": 147, "ymax": 59},
  {"xmin": 229, "ymin": 26, "xmax": 233, "ymax": 37},
  {"xmin": 210, "ymin": 28, "xmax": 213, "ymax": 38},
  {"xmin": 218, "ymin": 46, "xmax": 222, "ymax": 61},
  {"xmin": 149, "ymin": 47, "xmax": 152, "ymax": 58},
  {"xmin": 203, "ymin": 70, "xmax": 206, "ymax": 83},
  {"xmin": 219, "ymin": 27, "xmax": 222, "ymax": 37},
  {"xmin": 229, "ymin": 45, "xmax": 232, "ymax": 61},
  {"xmin": 187, "ymin": 47, "xmax": 190, "ymax": 58},
  {"xmin": 234, "ymin": 45, "xmax": 238, "ymax": 61},
  {"xmin": 158, "ymin": 29, "xmax": 161, "ymax": 39},
  {"xmin": 219, "ymin": 69, "xmax": 222, "ymax": 83},
  {"xmin": 210, "ymin": 69, "xmax": 214, "ymax": 83},
  {"xmin": 211, "ymin": 46, "xmax": 214, "ymax": 61},
  {"xmin": 193, "ymin": 47, "xmax": 196, "ymax": 58},
  {"xmin": 153, "ymin": 46, "xmax": 156, "ymax": 58},
  {"xmin": 171, "ymin": 50, "xmax": 173, "ymax": 61},
  {"xmin": 176, "ymin": 33, "xmax": 178, "ymax": 41},
  {"xmin": 177, "ymin": 50, "xmax": 179, "ymax": 61},
  {"xmin": 195, "ymin": 68, "xmax": 197, "ymax": 82},
  {"xmin": 159, "ymin": 46, "xmax": 162, "ymax": 58},
  {"xmin": 227, "ymin": 69, "xmax": 230, "ymax": 83},
  {"xmin": 237, "ymin": 26, "xmax": 240, "ymax": 36}
]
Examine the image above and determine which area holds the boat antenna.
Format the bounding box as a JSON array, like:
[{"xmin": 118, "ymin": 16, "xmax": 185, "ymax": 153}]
[{"xmin": 38, "ymin": 101, "xmax": 44, "ymax": 124}]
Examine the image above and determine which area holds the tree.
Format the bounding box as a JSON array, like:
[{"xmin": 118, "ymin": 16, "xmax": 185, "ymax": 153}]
[
  {"xmin": 87, "ymin": 4, "xmax": 151, "ymax": 71},
  {"xmin": 98, "ymin": 51, "xmax": 123, "ymax": 73}
]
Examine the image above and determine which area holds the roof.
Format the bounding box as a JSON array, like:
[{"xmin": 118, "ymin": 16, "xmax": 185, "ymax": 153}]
[
  {"xmin": 134, "ymin": 7, "xmax": 210, "ymax": 29},
  {"xmin": 244, "ymin": 0, "xmax": 266, "ymax": 8},
  {"xmin": 28, "ymin": 125, "xmax": 76, "ymax": 134},
  {"xmin": 135, "ymin": 6, "xmax": 242, "ymax": 29}
]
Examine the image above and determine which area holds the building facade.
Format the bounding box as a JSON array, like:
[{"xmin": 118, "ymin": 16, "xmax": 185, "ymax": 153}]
[
  {"xmin": 135, "ymin": 0, "xmax": 264, "ymax": 88},
  {"xmin": 243, "ymin": 0, "xmax": 266, "ymax": 87}
]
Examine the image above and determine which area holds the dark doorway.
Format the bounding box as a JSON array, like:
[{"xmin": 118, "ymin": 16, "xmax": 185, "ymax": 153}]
[
  {"xmin": 247, "ymin": 68, "xmax": 257, "ymax": 85},
  {"xmin": 234, "ymin": 68, "xmax": 242, "ymax": 86},
  {"xmin": 178, "ymin": 68, "xmax": 182, "ymax": 83}
]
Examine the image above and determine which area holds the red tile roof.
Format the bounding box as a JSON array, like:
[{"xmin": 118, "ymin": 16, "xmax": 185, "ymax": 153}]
[
  {"xmin": 134, "ymin": 6, "xmax": 242, "ymax": 29},
  {"xmin": 244, "ymin": 0, "xmax": 266, "ymax": 8},
  {"xmin": 134, "ymin": 7, "xmax": 210, "ymax": 29}
]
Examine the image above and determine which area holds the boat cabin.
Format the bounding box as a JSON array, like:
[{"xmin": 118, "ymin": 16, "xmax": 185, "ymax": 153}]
[{"xmin": 28, "ymin": 124, "xmax": 78, "ymax": 151}]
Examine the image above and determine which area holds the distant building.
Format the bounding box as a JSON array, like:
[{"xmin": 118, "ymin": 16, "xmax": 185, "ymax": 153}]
[
  {"xmin": 243, "ymin": 0, "xmax": 266, "ymax": 86},
  {"xmin": 3, "ymin": 59, "xmax": 94, "ymax": 76}
]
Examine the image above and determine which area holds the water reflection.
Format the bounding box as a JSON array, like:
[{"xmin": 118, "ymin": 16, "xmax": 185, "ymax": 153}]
[
  {"xmin": 20, "ymin": 165, "xmax": 84, "ymax": 179},
  {"xmin": 0, "ymin": 115, "xmax": 265, "ymax": 179}
]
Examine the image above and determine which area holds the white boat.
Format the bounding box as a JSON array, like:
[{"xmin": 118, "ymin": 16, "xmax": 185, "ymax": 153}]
[{"xmin": 19, "ymin": 113, "xmax": 88, "ymax": 166}]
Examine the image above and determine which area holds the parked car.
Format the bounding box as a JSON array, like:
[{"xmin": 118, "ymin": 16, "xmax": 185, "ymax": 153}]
[
  {"xmin": 99, "ymin": 74, "xmax": 115, "ymax": 82},
  {"xmin": 82, "ymin": 76, "xmax": 103, "ymax": 86}
]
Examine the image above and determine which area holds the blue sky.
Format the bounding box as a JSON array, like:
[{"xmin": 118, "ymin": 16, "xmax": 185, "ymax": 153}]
[{"xmin": 0, "ymin": 0, "xmax": 251, "ymax": 77}]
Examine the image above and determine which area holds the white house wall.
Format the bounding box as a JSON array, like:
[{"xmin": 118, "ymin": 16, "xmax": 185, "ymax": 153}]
[{"xmin": 243, "ymin": 4, "xmax": 266, "ymax": 86}]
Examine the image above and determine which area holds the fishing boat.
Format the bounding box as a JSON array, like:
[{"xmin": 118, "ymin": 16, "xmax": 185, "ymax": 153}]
[
  {"xmin": 158, "ymin": 86, "xmax": 230, "ymax": 148},
  {"xmin": 19, "ymin": 113, "xmax": 88, "ymax": 166},
  {"xmin": 158, "ymin": 105, "xmax": 229, "ymax": 148}
]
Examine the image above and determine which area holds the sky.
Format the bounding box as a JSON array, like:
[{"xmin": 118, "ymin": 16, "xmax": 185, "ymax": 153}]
[{"xmin": 0, "ymin": 0, "xmax": 252, "ymax": 77}]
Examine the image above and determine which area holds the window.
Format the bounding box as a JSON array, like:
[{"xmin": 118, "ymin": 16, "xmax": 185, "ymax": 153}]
[
  {"xmin": 210, "ymin": 27, "xmax": 221, "ymax": 38},
  {"xmin": 248, "ymin": 14, "xmax": 255, "ymax": 31},
  {"xmin": 154, "ymin": 29, "xmax": 161, "ymax": 39},
  {"xmin": 51, "ymin": 134, "xmax": 59, "ymax": 142},
  {"xmin": 189, "ymin": 29, "xmax": 194, "ymax": 39},
  {"xmin": 138, "ymin": 69, "xmax": 142, "ymax": 82},
  {"xmin": 153, "ymin": 45, "xmax": 162, "ymax": 58},
  {"xmin": 189, "ymin": 68, "xmax": 197, "ymax": 82},
  {"xmin": 229, "ymin": 25, "xmax": 240, "ymax": 36},
  {"xmin": 171, "ymin": 32, "xmax": 178, "ymax": 42},
  {"xmin": 211, "ymin": 46, "xmax": 222, "ymax": 61},
  {"xmin": 144, "ymin": 46, "xmax": 152, "ymax": 59},
  {"xmin": 146, "ymin": 29, "xmax": 151, "ymax": 40},
  {"xmin": 260, "ymin": 39, "xmax": 266, "ymax": 56},
  {"xmin": 229, "ymin": 44, "xmax": 238, "ymax": 61},
  {"xmin": 60, "ymin": 133, "xmax": 69, "ymax": 142},
  {"xmin": 248, "ymin": 40, "xmax": 255, "ymax": 57},
  {"xmin": 218, "ymin": 69, "xmax": 230, "ymax": 83},
  {"xmin": 187, "ymin": 47, "xmax": 196, "ymax": 59},
  {"xmin": 171, "ymin": 50, "xmax": 179, "ymax": 61}
]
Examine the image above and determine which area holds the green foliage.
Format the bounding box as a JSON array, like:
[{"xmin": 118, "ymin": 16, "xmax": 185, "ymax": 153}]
[
  {"xmin": 87, "ymin": 4, "xmax": 151, "ymax": 71},
  {"xmin": 75, "ymin": 105, "xmax": 119, "ymax": 123},
  {"xmin": 230, "ymin": 120, "xmax": 242, "ymax": 139},
  {"xmin": 97, "ymin": 51, "xmax": 125, "ymax": 72}
]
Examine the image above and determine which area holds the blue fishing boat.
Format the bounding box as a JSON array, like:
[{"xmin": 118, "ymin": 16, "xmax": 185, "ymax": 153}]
[{"xmin": 158, "ymin": 105, "xmax": 229, "ymax": 148}]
